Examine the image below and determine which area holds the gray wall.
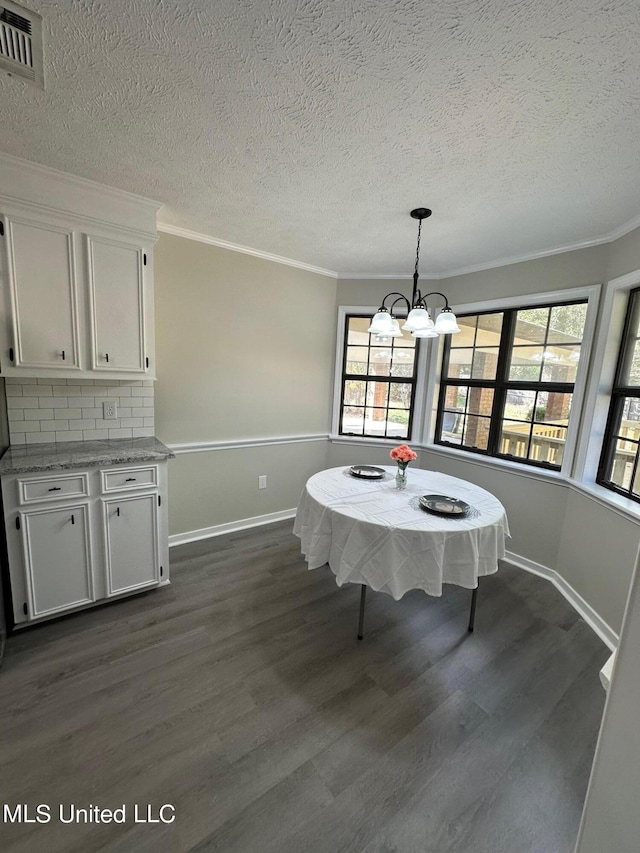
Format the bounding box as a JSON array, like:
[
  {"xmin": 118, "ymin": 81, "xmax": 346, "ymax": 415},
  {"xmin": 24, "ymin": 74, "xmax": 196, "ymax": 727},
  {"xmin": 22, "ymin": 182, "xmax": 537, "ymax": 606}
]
[
  {"xmin": 605, "ymin": 224, "xmax": 640, "ymax": 281},
  {"xmin": 154, "ymin": 233, "xmax": 336, "ymax": 536}
]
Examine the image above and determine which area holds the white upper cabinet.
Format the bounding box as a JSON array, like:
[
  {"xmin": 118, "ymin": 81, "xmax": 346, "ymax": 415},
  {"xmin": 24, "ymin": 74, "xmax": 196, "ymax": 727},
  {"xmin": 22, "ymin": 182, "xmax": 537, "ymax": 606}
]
[
  {"xmin": 0, "ymin": 153, "xmax": 160, "ymax": 379},
  {"xmin": 87, "ymin": 235, "xmax": 147, "ymax": 373},
  {"xmin": 5, "ymin": 216, "xmax": 82, "ymax": 370}
]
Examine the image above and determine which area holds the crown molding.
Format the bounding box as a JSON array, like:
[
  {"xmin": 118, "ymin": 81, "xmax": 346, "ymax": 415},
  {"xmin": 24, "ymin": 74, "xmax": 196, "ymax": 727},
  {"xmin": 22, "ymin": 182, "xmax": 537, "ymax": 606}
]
[
  {"xmin": 340, "ymin": 272, "xmax": 441, "ymax": 280},
  {"xmin": 157, "ymin": 222, "xmax": 338, "ymax": 279},
  {"xmin": 0, "ymin": 152, "xmax": 162, "ymax": 212},
  {"xmin": 606, "ymin": 212, "xmax": 640, "ymax": 242},
  {"xmin": 338, "ymin": 213, "xmax": 640, "ymax": 281},
  {"xmin": 0, "ymin": 193, "xmax": 158, "ymax": 244}
]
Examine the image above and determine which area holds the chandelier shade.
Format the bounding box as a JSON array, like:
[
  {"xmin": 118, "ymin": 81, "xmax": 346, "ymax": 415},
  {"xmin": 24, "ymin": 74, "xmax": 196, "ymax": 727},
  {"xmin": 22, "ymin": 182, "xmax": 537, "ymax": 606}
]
[
  {"xmin": 433, "ymin": 308, "xmax": 461, "ymax": 334},
  {"xmin": 367, "ymin": 310, "xmax": 395, "ymax": 334},
  {"xmin": 402, "ymin": 307, "xmax": 433, "ymax": 332}
]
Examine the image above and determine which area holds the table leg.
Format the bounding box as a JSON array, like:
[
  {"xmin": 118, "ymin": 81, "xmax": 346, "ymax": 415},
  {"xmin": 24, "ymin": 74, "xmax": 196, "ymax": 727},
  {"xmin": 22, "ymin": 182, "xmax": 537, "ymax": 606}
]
[
  {"xmin": 468, "ymin": 584, "xmax": 478, "ymax": 633},
  {"xmin": 357, "ymin": 584, "xmax": 367, "ymax": 640}
]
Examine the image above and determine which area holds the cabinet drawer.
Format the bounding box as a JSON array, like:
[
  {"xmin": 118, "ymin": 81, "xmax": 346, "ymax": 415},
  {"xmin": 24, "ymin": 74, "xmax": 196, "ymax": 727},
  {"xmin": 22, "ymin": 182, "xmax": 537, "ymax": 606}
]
[
  {"xmin": 18, "ymin": 473, "xmax": 90, "ymax": 505},
  {"xmin": 101, "ymin": 466, "xmax": 157, "ymax": 493}
]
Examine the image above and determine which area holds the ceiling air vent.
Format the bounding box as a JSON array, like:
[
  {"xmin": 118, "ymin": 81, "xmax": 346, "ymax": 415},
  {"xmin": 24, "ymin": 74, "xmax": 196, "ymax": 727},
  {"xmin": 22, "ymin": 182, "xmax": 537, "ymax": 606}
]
[{"xmin": 0, "ymin": 0, "xmax": 43, "ymax": 88}]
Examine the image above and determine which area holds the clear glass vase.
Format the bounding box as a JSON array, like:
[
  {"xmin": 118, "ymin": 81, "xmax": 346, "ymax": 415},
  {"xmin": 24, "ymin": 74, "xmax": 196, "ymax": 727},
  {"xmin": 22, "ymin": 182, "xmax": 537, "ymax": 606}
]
[{"xmin": 395, "ymin": 466, "xmax": 407, "ymax": 490}]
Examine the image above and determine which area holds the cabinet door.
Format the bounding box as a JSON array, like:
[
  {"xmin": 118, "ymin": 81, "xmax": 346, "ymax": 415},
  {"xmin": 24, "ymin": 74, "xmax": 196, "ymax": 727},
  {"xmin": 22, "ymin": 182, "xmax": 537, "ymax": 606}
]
[
  {"xmin": 21, "ymin": 504, "xmax": 94, "ymax": 619},
  {"xmin": 2, "ymin": 216, "xmax": 82, "ymax": 369},
  {"xmin": 87, "ymin": 235, "xmax": 147, "ymax": 373},
  {"xmin": 103, "ymin": 493, "xmax": 159, "ymax": 595}
]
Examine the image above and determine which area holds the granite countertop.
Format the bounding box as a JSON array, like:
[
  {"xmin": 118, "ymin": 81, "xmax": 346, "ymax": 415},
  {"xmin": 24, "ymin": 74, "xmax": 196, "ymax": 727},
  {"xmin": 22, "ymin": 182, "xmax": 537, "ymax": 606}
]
[{"xmin": 0, "ymin": 437, "xmax": 175, "ymax": 475}]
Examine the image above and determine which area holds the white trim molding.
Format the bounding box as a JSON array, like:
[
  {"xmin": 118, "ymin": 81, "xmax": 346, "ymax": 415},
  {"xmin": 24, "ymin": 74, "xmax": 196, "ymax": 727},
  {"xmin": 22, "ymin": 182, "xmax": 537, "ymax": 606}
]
[
  {"xmin": 157, "ymin": 223, "xmax": 338, "ymax": 279},
  {"xmin": 169, "ymin": 508, "xmax": 296, "ymax": 547},
  {"xmin": 317, "ymin": 215, "xmax": 640, "ymax": 281},
  {"xmin": 505, "ymin": 549, "xmax": 618, "ymax": 652},
  {"xmin": 168, "ymin": 433, "xmax": 330, "ymax": 455},
  {"xmin": 168, "ymin": 503, "xmax": 618, "ymax": 652},
  {"xmin": 0, "ymin": 151, "xmax": 161, "ymax": 211},
  {"xmin": 573, "ymin": 267, "xmax": 640, "ymax": 483}
]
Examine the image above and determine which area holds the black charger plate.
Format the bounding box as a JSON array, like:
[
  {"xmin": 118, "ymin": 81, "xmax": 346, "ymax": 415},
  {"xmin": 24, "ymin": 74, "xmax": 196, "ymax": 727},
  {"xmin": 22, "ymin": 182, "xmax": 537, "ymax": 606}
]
[
  {"xmin": 349, "ymin": 465, "xmax": 385, "ymax": 479},
  {"xmin": 419, "ymin": 494, "xmax": 470, "ymax": 516}
]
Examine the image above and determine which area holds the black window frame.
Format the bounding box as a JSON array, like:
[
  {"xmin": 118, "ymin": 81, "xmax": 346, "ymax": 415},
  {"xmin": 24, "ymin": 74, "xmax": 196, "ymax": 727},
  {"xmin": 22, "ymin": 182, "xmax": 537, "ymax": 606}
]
[
  {"xmin": 338, "ymin": 312, "xmax": 420, "ymax": 440},
  {"xmin": 597, "ymin": 287, "xmax": 640, "ymax": 502},
  {"xmin": 434, "ymin": 298, "xmax": 588, "ymax": 471}
]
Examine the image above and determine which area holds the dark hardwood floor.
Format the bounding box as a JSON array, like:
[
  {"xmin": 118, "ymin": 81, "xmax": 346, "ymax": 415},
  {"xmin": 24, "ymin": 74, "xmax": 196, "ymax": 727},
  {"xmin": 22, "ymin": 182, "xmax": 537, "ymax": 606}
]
[{"xmin": 0, "ymin": 520, "xmax": 609, "ymax": 853}]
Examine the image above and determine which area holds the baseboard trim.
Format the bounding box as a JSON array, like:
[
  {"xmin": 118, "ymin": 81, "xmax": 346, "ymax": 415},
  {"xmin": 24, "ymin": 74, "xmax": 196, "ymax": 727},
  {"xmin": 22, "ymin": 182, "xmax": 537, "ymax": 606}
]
[
  {"xmin": 170, "ymin": 515, "xmax": 618, "ymax": 652},
  {"xmin": 169, "ymin": 508, "xmax": 296, "ymax": 547},
  {"xmin": 505, "ymin": 550, "xmax": 618, "ymax": 652}
]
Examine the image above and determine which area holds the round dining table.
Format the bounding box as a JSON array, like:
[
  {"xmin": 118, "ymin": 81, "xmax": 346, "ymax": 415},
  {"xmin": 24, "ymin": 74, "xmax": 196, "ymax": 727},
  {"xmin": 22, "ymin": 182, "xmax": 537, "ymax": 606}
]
[{"xmin": 293, "ymin": 465, "xmax": 511, "ymax": 638}]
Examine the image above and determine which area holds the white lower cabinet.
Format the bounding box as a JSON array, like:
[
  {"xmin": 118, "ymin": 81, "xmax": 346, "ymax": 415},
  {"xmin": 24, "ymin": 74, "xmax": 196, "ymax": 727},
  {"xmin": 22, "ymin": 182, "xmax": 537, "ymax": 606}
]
[
  {"xmin": 21, "ymin": 503, "xmax": 94, "ymax": 619},
  {"xmin": 103, "ymin": 493, "xmax": 159, "ymax": 595},
  {"xmin": 2, "ymin": 461, "xmax": 169, "ymax": 627}
]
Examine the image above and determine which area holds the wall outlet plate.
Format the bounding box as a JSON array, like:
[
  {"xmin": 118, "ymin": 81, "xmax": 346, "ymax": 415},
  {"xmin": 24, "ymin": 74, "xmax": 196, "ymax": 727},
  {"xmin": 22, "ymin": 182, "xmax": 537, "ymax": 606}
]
[
  {"xmin": 258, "ymin": 475, "xmax": 267, "ymax": 489},
  {"xmin": 103, "ymin": 400, "xmax": 117, "ymax": 420}
]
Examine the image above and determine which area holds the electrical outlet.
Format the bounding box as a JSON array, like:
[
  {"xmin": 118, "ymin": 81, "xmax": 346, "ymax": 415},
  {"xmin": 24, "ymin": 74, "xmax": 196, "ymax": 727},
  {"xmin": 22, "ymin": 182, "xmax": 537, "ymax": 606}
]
[
  {"xmin": 103, "ymin": 400, "xmax": 118, "ymax": 420},
  {"xmin": 258, "ymin": 475, "xmax": 267, "ymax": 489}
]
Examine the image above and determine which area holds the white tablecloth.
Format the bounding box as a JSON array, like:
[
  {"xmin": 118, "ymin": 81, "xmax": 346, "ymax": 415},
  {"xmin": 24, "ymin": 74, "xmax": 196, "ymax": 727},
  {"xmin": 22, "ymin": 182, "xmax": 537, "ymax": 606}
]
[{"xmin": 293, "ymin": 465, "xmax": 510, "ymax": 599}]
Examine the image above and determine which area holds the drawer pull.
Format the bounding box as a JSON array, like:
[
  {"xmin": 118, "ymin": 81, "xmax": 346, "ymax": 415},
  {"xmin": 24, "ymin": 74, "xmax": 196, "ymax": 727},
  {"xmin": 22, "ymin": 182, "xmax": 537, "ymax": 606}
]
[
  {"xmin": 71, "ymin": 514, "xmax": 75, "ymax": 525},
  {"xmin": 116, "ymin": 507, "xmax": 120, "ymax": 517},
  {"xmin": 48, "ymin": 487, "xmax": 62, "ymax": 491},
  {"xmin": 105, "ymin": 353, "xmax": 109, "ymax": 363},
  {"xmin": 61, "ymin": 350, "xmax": 65, "ymax": 361},
  {"xmin": 125, "ymin": 478, "xmax": 136, "ymax": 482}
]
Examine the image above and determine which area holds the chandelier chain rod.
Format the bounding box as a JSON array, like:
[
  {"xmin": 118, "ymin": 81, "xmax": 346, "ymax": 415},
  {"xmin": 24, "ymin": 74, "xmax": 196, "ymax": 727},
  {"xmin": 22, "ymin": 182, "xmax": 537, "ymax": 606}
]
[{"xmin": 414, "ymin": 217, "xmax": 422, "ymax": 279}]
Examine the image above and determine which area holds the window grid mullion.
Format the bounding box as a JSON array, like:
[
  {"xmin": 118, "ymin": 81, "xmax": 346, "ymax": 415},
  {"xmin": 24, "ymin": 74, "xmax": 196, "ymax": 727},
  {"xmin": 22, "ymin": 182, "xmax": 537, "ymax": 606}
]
[{"xmin": 488, "ymin": 307, "xmax": 515, "ymax": 456}]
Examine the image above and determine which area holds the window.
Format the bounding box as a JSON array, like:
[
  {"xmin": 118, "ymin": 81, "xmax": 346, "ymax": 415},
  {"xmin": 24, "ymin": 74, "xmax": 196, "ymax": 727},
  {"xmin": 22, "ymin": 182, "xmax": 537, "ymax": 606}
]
[
  {"xmin": 435, "ymin": 299, "xmax": 589, "ymax": 469},
  {"xmin": 338, "ymin": 314, "xmax": 419, "ymax": 439},
  {"xmin": 598, "ymin": 287, "xmax": 640, "ymax": 501}
]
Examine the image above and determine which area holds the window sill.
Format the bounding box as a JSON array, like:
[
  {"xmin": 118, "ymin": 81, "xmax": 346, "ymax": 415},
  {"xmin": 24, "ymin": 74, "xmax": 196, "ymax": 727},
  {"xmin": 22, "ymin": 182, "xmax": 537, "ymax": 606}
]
[
  {"xmin": 423, "ymin": 442, "xmax": 640, "ymax": 523},
  {"xmin": 330, "ymin": 436, "xmax": 640, "ymax": 523},
  {"xmin": 420, "ymin": 442, "xmax": 566, "ymax": 485},
  {"xmin": 565, "ymin": 480, "xmax": 640, "ymax": 524},
  {"xmin": 330, "ymin": 434, "xmax": 404, "ymax": 447}
]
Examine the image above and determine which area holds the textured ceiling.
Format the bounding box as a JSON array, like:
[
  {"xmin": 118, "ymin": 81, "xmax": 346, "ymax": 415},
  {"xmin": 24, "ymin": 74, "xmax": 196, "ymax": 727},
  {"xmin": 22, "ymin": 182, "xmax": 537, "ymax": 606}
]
[{"xmin": 1, "ymin": 0, "xmax": 639, "ymax": 276}]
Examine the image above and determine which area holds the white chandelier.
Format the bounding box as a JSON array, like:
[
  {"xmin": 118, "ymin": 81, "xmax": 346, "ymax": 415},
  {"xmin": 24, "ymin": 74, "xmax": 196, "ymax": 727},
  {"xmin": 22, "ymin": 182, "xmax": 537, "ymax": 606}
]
[{"xmin": 368, "ymin": 208, "xmax": 460, "ymax": 340}]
